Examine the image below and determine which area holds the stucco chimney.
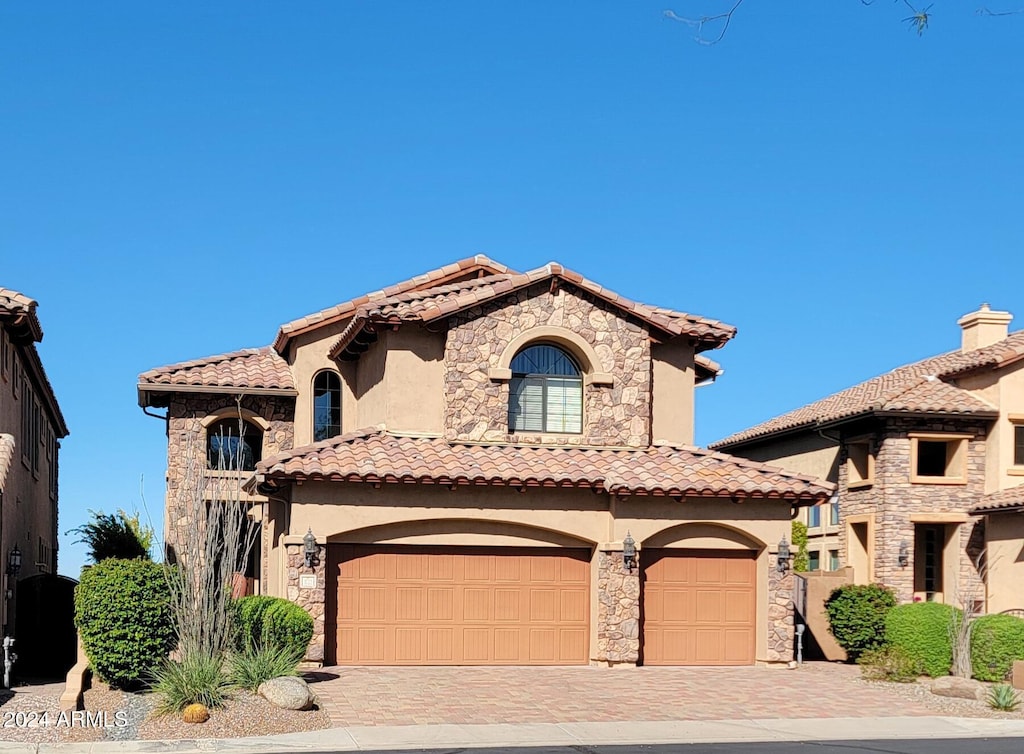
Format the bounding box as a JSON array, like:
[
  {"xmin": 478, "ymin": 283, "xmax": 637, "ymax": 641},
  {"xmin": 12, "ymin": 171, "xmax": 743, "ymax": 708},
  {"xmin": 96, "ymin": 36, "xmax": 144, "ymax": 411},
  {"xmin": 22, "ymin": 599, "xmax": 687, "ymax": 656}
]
[{"xmin": 957, "ymin": 303, "xmax": 1012, "ymax": 352}]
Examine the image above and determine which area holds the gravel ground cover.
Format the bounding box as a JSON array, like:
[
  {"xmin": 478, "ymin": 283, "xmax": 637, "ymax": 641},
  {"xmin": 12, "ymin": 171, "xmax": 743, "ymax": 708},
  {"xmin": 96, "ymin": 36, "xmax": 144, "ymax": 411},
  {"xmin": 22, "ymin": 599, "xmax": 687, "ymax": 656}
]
[{"xmin": 0, "ymin": 681, "xmax": 330, "ymax": 744}]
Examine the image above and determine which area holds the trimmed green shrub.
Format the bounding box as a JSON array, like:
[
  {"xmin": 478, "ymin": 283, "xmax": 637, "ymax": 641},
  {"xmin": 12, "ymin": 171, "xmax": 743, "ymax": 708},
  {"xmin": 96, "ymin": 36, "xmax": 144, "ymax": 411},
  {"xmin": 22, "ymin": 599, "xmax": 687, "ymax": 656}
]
[
  {"xmin": 971, "ymin": 614, "xmax": 1024, "ymax": 682},
  {"xmin": 152, "ymin": 652, "xmax": 232, "ymax": 714},
  {"xmin": 885, "ymin": 602, "xmax": 960, "ymax": 678},
  {"xmin": 74, "ymin": 559, "xmax": 175, "ymax": 688},
  {"xmin": 791, "ymin": 520, "xmax": 809, "ymax": 573},
  {"xmin": 857, "ymin": 645, "xmax": 921, "ymax": 682},
  {"xmin": 232, "ymin": 596, "xmax": 313, "ymax": 657},
  {"xmin": 825, "ymin": 584, "xmax": 897, "ymax": 660},
  {"xmin": 227, "ymin": 640, "xmax": 303, "ymax": 692}
]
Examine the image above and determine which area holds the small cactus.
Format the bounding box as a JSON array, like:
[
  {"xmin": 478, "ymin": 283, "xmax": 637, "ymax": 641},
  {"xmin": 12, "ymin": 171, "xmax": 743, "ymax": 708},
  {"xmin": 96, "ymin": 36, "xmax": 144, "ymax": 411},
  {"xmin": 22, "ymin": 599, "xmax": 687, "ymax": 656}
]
[
  {"xmin": 182, "ymin": 703, "xmax": 210, "ymax": 723},
  {"xmin": 987, "ymin": 684, "xmax": 1021, "ymax": 712}
]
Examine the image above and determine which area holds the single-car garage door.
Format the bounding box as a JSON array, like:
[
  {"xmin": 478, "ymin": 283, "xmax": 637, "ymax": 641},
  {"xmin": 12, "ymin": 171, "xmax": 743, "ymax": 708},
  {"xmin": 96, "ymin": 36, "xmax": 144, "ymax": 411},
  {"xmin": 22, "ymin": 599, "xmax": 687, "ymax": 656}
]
[
  {"xmin": 326, "ymin": 544, "xmax": 590, "ymax": 665},
  {"xmin": 641, "ymin": 549, "xmax": 756, "ymax": 666}
]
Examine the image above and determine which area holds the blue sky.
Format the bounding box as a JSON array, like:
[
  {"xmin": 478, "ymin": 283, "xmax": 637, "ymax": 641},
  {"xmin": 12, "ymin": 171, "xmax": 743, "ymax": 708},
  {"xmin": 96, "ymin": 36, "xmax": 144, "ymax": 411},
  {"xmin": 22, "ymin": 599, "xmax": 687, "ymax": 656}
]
[{"xmin": 2, "ymin": 2, "xmax": 1022, "ymax": 578}]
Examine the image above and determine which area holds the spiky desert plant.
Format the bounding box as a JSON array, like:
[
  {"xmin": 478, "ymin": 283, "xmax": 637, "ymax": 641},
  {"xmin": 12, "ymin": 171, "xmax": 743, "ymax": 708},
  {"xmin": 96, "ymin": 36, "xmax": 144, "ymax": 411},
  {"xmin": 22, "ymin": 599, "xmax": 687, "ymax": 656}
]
[{"xmin": 987, "ymin": 684, "xmax": 1022, "ymax": 712}]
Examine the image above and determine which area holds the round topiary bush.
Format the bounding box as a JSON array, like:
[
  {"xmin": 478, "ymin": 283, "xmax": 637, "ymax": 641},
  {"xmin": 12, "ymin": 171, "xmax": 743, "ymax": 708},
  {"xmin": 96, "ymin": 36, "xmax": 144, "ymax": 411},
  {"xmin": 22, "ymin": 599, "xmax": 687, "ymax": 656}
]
[
  {"xmin": 885, "ymin": 601, "xmax": 960, "ymax": 678},
  {"xmin": 825, "ymin": 584, "xmax": 897, "ymax": 660},
  {"xmin": 970, "ymin": 613, "xmax": 1024, "ymax": 682},
  {"xmin": 74, "ymin": 559, "xmax": 175, "ymax": 689},
  {"xmin": 232, "ymin": 595, "xmax": 313, "ymax": 656}
]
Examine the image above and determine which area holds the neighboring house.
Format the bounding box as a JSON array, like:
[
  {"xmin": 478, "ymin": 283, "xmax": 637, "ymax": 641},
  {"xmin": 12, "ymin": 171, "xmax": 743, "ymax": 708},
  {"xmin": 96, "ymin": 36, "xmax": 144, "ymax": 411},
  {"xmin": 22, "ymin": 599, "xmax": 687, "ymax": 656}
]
[
  {"xmin": 0, "ymin": 288, "xmax": 69, "ymax": 633},
  {"xmin": 712, "ymin": 304, "xmax": 1024, "ymax": 613},
  {"xmin": 139, "ymin": 256, "xmax": 832, "ymax": 667}
]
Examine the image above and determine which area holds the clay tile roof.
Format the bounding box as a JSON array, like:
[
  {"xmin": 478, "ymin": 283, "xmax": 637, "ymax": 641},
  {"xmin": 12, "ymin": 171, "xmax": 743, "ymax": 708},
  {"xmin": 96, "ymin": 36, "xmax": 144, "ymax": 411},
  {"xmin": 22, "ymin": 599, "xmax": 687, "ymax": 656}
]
[
  {"xmin": 327, "ymin": 262, "xmax": 737, "ymax": 360},
  {"xmin": 0, "ymin": 287, "xmax": 43, "ymax": 341},
  {"xmin": 695, "ymin": 354, "xmax": 723, "ymax": 380},
  {"xmin": 0, "ymin": 434, "xmax": 14, "ymax": 494},
  {"xmin": 273, "ymin": 255, "xmax": 514, "ymax": 353},
  {"xmin": 971, "ymin": 484, "xmax": 1024, "ymax": 514},
  {"xmin": 255, "ymin": 428, "xmax": 834, "ymax": 503},
  {"xmin": 710, "ymin": 332, "xmax": 1024, "ymax": 449},
  {"xmin": 138, "ymin": 347, "xmax": 296, "ymax": 402}
]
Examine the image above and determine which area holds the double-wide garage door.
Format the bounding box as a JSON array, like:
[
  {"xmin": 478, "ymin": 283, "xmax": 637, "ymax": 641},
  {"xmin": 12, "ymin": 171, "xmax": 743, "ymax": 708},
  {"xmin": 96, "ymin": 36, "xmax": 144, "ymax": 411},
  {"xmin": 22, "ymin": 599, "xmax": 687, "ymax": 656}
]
[
  {"xmin": 641, "ymin": 549, "xmax": 756, "ymax": 666},
  {"xmin": 326, "ymin": 545, "xmax": 590, "ymax": 665}
]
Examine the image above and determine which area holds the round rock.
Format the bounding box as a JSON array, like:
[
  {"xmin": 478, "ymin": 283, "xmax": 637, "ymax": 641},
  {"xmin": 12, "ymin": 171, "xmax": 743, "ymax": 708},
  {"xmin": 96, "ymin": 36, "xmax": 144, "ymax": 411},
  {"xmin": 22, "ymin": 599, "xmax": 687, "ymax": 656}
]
[{"xmin": 258, "ymin": 676, "xmax": 314, "ymax": 711}]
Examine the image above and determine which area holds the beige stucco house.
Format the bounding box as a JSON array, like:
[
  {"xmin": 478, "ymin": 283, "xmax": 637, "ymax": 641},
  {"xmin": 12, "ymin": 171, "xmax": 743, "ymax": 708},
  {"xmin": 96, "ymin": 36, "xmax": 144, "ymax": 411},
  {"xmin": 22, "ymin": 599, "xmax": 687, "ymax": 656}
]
[
  {"xmin": 139, "ymin": 256, "xmax": 832, "ymax": 667},
  {"xmin": 0, "ymin": 288, "xmax": 69, "ymax": 633},
  {"xmin": 713, "ymin": 304, "xmax": 1024, "ymax": 615}
]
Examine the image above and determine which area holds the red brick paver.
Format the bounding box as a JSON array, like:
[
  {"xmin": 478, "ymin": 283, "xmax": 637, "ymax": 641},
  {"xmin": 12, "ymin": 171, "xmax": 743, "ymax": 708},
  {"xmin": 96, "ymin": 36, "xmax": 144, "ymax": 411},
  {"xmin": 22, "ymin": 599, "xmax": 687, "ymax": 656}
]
[{"xmin": 306, "ymin": 663, "xmax": 929, "ymax": 728}]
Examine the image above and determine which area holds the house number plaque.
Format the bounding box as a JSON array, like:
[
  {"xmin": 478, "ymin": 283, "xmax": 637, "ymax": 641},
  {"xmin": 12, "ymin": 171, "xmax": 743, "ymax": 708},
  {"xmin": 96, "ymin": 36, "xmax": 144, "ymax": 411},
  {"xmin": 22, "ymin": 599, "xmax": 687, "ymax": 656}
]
[{"xmin": 299, "ymin": 574, "xmax": 317, "ymax": 589}]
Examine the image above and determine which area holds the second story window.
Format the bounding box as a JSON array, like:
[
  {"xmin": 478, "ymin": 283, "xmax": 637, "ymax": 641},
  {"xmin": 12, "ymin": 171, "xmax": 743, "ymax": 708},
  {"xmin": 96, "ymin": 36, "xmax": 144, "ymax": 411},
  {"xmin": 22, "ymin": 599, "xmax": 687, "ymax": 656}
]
[
  {"xmin": 313, "ymin": 370, "xmax": 341, "ymax": 441},
  {"xmin": 910, "ymin": 433, "xmax": 969, "ymax": 484},
  {"xmin": 1013, "ymin": 422, "xmax": 1024, "ymax": 467},
  {"xmin": 207, "ymin": 419, "xmax": 263, "ymax": 472},
  {"xmin": 508, "ymin": 344, "xmax": 583, "ymax": 434}
]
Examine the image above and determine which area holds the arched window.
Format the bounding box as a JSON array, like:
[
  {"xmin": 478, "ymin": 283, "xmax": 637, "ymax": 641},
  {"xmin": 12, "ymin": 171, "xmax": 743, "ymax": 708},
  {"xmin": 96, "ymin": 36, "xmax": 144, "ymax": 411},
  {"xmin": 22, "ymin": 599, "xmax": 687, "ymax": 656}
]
[
  {"xmin": 207, "ymin": 419, "xmax": 263, "ymax": 471},
  {"xmin": 508, "ymin": 344, "xmax": 583, "ymax": 434},
  {"xmin": 313, "ymin": 370, "xmax": 341, "ymax": 441}
]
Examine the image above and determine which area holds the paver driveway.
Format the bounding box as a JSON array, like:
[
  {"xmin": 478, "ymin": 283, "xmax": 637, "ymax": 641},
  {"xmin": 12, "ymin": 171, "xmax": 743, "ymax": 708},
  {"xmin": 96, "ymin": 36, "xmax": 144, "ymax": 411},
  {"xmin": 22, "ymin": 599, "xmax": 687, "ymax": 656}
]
[{"xmin": 307, "ymin": 663, "xmax": 930, "ymax": 728}]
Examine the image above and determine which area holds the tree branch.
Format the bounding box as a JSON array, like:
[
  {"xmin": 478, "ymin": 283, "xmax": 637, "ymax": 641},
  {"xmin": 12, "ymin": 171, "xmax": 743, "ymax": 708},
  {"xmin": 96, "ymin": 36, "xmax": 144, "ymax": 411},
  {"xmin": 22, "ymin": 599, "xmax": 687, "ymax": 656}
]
[{"xmin": 664, "ymin": 0, "xmax": 746, "ymax": 46}]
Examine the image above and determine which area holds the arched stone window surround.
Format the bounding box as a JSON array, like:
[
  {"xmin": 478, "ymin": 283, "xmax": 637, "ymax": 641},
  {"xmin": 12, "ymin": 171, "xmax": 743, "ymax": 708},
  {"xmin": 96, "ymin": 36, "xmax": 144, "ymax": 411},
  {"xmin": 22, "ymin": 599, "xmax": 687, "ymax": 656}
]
[
  {"xmin": 200, "ymin": 408, "xmax": 269, "ymax": 472},
  {"xmin": 488, "ymin": 326, "xmax": 613, "ymax": 387},
  {"xmin": 311, "ymin": 369, "xmax": 342, "ymax": 442}
]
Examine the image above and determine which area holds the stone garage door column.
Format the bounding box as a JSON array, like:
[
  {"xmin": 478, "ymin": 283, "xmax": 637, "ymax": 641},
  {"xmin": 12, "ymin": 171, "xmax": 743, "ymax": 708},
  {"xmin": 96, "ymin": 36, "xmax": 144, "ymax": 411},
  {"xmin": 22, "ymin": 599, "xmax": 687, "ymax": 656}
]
[
  {"xmin": 767, "ymin": 551, "xmax": 795, "ymax": 664},
  {"xmin": 285, "ymin": 540, "xmax": 326, "ymax": 664},
  {"xmin": 595, "ymin": 546, "xmax": 640, "ymax": 666}
]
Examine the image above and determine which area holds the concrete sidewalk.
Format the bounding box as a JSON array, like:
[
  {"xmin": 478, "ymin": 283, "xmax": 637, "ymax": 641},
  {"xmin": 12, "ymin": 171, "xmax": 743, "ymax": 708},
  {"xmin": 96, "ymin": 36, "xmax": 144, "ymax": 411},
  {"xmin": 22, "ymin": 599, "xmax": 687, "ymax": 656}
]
[{"xmin": 2, "ymin": 716, "xmax": 1024, "ymax": 754}]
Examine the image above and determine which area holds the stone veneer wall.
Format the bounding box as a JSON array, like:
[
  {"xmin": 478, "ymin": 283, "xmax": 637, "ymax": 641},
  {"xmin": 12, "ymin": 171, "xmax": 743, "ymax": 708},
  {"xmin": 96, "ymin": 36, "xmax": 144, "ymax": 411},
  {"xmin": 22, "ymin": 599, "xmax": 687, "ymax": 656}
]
[
  {"xmin": 767, "ymin": 554, "xmax": 794, "ymax": 663},
  {"xmin": 443, "ymin": 284, "xmax": 652, "ymax": 447},
  {"xmin": 164, "ymin": 394, "xmax": 295, "ymax": 573},
  {"xmin": 595, "ymin": 549, "xmax": 640, "ymax": 665},
  {"xmin": 286, "ymin": 546, "xmax": 327, "ymax": 662},
  {"xmin": 838, "ymin": 418, "xmax": 988, "ymax": 604}
]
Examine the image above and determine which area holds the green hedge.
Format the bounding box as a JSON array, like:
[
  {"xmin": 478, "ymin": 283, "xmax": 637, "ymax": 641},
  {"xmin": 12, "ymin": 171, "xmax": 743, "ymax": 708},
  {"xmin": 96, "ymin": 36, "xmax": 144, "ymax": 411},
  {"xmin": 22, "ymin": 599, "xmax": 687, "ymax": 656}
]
[
  {"xmin": 74, "ymin": 559, "xmax": 175, "ymax": 689},
  {"xmin": 232, "ymin": 596, "xmax": 313, "ymax": 657},
  {"xmin": 885, "ymin": 602, "xmax": 960, "ymax": 678},
  {"xmin": 825, "ymin": 584, "xmax": 896, "ymax": 660},
  {"xmin": 971, "ymin": 614, "xmax": 1024, "ymax": 682}
]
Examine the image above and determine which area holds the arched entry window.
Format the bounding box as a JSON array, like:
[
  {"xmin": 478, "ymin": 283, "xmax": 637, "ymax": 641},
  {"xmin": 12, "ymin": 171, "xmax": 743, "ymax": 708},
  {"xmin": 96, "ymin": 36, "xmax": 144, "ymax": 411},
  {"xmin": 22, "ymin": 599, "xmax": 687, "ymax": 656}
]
[
  {"xmin": 508, "ymin": 344, "xmax": 583, "ymax": 433},
  {"xmin": 207, "ymin": 419, "xmax": 263, "ymax": 471},
  {"xmin": 313, "ymin": 370, "xmax": 342, "ymax": 441}
]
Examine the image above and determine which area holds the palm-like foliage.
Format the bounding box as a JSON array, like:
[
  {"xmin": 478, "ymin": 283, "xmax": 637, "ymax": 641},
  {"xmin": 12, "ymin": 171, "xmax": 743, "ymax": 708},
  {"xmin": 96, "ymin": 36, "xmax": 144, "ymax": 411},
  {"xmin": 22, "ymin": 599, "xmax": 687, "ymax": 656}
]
[{"xmin": 69, "ymin": 510, "xmax": 153, "ymax": 563}]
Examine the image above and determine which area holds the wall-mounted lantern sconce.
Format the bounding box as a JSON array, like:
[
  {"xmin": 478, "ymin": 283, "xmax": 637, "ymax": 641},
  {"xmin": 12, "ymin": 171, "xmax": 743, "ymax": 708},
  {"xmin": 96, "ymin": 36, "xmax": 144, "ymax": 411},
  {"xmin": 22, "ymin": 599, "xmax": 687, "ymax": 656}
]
[
  {"xmin": 898, "ymin": 540, "xmax": 909, "ymax": 568},
  {"xmin": 622, "ymin": 531, "xmax": 636, "ymax": 573},
  {"xmin": 777, "ymin": 536, "xmax": 792, "ymax": 573},
  {"xmin": 303, "ymin": 528, "xmax": 320, "ymax": 570},
  {"xmin": 6, "ymin": 547, "xmax": 21, "ymax": 578}
]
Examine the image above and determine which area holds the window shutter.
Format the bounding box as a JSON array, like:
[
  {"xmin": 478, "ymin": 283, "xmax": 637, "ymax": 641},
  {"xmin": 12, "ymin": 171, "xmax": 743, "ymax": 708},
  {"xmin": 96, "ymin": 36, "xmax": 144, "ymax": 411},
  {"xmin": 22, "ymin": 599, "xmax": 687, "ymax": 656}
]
[
  {"xmin": 509, "ymin": 377, "xmax": 545, "ymax": 431},
  {"xmin": 544, "ymin": 377, "xmax": 583, "ymax": 433}
]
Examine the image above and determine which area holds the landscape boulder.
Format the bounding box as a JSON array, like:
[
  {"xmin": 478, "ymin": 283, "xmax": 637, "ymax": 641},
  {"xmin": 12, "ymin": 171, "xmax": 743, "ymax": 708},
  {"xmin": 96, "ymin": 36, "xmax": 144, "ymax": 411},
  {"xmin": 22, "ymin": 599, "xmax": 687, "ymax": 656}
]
[
  {"xmin": 929, "ymin": 676, "xmax": 986, "ymax": 702},
  {"xmin": 258, "ymin": 676, "xmax": 314, "ymax": 710}
]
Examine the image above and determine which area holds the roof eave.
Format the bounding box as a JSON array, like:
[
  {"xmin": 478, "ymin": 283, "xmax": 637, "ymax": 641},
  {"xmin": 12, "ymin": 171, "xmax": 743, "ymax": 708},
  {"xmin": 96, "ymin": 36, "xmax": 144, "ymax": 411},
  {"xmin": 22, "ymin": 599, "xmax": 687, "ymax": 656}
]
[{"xmin": 138, "ymin": 383, "xmax": 299, "ymax": 408}]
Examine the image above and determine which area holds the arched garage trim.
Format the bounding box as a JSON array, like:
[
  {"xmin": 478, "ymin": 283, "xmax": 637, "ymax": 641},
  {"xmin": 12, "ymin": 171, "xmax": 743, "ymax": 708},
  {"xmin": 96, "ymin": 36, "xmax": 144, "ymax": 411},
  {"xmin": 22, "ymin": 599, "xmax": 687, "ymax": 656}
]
[
  {"xmin": 326, "ymin": 518, "xmax": 596, "ymax": 549},
  {"xmin": 642, "ymin": 522, "xmax": 766, "ymax": 551}
]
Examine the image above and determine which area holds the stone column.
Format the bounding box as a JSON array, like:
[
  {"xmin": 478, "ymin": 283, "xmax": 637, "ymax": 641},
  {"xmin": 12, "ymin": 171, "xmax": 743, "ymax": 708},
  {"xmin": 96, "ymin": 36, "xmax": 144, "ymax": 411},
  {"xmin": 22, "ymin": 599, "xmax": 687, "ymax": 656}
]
[
  {"xmin": 766, "ymin": 553, "xmax": 795, "ymax": 664},
  {"xmin": 595, "ymin": 548, "xmax": 640, "ymax": 666},
  {"xmin": 285, "ymin": 544, "xmax": 326, "ymax": 664}
]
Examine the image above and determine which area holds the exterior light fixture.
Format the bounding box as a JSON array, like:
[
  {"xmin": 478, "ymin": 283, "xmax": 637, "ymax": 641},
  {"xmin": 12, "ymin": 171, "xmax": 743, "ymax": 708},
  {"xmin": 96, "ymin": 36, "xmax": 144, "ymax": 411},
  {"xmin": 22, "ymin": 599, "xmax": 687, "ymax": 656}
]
[
  {"xmin": 898, "ymin": 540, "xmax": 909, "ymax": 568},
  {"xmin": 6, "ymin": 547, "xmax": 21, "ymax": 577},
  {"xmin": 303, "ymin": 528, "xmax": 320, "ymax": 569},
  {"xmin": 622, "ymin": 531, "xmax": 637, "ymax": 573},
  {"xmin": 776, "ymin": 536, "xmax": 792, "ymax": 573}
]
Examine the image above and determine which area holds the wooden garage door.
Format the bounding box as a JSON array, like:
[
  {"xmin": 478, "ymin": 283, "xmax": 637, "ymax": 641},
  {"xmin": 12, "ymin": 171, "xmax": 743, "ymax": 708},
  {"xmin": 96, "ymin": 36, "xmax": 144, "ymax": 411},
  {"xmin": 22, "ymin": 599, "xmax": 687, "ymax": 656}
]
[
  {"xmin": 641, "ymin": 549, "xmax": 756, "ymax": 666},
  {"xmin": 326, "ymin": 545, "xmax": 590, "ymax": 665}
]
